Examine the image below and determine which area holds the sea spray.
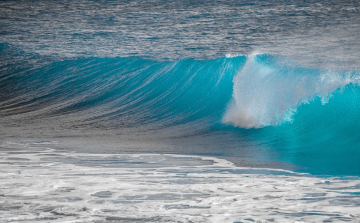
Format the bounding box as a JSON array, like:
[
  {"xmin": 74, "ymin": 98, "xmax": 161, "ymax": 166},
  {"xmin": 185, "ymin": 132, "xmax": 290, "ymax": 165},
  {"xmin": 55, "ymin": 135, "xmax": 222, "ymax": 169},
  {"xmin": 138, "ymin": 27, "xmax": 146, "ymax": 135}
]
[{"xmin": 223, "ymin": 54, "xmax": 360, "ymax": 128}]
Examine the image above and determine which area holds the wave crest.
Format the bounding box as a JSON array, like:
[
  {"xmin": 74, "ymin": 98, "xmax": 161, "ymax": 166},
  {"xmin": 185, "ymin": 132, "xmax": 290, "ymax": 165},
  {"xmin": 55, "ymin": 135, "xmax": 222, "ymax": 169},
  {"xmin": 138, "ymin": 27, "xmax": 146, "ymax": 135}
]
[{"xmin": 223, "ymin": 54, "xmax": 360, "ymax": 128}]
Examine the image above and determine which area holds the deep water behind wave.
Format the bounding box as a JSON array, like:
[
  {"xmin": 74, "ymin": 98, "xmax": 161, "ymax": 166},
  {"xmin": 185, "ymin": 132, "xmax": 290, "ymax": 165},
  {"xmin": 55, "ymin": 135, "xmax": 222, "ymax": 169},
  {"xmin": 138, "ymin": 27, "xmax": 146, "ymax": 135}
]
[{"xmin": 1, "ymin": 43, "xmax": 360, "ymax": 176}]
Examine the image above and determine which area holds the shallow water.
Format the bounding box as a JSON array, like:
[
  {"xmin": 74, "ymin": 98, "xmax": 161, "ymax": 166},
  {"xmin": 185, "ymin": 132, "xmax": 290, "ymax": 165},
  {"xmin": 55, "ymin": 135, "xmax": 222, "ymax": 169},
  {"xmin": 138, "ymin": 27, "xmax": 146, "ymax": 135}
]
[{"xmin": 1, "ymin": 141, "xmax": 360, "ymax": 223}]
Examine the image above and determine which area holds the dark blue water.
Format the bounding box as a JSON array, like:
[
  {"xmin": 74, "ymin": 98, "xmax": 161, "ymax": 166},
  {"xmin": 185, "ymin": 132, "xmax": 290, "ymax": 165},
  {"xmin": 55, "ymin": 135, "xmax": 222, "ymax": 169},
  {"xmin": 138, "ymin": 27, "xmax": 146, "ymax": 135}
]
[{"xmin": 1, "ymin": 0, "xmax": 360, "ymax": 176}]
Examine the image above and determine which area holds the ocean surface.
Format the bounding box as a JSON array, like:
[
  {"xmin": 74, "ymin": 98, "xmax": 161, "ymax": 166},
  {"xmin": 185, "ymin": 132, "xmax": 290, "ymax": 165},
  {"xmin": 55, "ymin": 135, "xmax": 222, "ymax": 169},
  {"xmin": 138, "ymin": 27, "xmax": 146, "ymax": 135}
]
[{"xmin": 1, "ymin": 0, "xmax": 360, "ymax": 222}]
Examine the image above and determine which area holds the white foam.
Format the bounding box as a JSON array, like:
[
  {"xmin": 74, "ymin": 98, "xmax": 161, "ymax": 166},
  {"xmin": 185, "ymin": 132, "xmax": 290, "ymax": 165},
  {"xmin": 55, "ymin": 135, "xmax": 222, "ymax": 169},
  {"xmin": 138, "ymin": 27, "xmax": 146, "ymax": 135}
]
[
  {"xmin": 225, "ymin": 53, "xmax": 245, "ymax": 58},
  {"xmin": 1, "ymin": 141, "xmax": 360, "ymax": 222}
]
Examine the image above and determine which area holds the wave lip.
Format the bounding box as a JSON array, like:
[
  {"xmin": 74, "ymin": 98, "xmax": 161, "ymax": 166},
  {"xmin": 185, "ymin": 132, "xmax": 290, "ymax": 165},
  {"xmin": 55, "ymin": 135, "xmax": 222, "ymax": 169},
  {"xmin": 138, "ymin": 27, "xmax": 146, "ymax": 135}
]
[{"xmin": 223, "ymin": 54, "xmax": 360, "ymax": 129}]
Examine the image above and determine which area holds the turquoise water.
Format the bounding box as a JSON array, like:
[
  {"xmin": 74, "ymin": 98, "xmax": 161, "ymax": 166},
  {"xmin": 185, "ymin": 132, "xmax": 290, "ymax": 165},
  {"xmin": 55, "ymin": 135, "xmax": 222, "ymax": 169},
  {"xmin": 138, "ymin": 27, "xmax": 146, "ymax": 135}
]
[{"xmin": 1, "ymin": 43, "xmax": 360, "ymax": 176}]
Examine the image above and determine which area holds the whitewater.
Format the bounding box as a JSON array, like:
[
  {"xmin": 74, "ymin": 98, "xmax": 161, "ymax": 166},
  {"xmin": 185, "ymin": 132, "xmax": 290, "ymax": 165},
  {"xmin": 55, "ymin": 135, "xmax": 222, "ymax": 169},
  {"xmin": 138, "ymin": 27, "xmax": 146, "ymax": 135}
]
[{"xmin": 1, "ymin": 0, "xmax": 360, "ymax": 222}]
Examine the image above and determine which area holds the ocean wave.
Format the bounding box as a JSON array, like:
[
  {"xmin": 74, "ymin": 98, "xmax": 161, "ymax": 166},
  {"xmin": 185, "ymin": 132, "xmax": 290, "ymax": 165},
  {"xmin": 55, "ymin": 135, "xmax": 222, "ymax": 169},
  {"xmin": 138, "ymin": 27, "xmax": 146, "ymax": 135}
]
[
  {"xmin": 2, "ymin": 44, "xmax": 360, "ymax": 175},
  {"xmin": 2, "ymin": 46, "xmax": 359, "ymax": 132}
]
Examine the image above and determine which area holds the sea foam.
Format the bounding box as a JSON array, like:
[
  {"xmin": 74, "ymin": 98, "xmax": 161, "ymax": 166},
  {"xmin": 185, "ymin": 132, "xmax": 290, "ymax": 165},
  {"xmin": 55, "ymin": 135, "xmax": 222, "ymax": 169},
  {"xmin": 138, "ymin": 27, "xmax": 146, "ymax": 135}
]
[{"xmin": 1, "ymin": 140, "xmax": 360, "ymax": 223}]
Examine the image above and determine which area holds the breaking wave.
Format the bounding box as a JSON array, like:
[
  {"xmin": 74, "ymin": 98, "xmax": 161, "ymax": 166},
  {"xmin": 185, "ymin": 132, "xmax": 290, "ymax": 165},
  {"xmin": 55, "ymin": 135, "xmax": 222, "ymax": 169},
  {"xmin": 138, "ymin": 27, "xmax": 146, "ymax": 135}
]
[{"xmin": 1, "ymin": 43, "xmax": 360, "ymax": 175}]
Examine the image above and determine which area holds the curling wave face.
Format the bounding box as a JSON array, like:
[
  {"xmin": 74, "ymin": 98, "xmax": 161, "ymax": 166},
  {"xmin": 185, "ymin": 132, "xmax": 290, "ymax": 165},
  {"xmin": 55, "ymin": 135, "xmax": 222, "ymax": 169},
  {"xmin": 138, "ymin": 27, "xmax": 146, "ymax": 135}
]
[
  {"xmin": 1, "ymin": 43, "xmax": 360, "ymax": 176},
  {"xmin": 0, "ymin": 45, "xmax": 244, "ymax": 134}
]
